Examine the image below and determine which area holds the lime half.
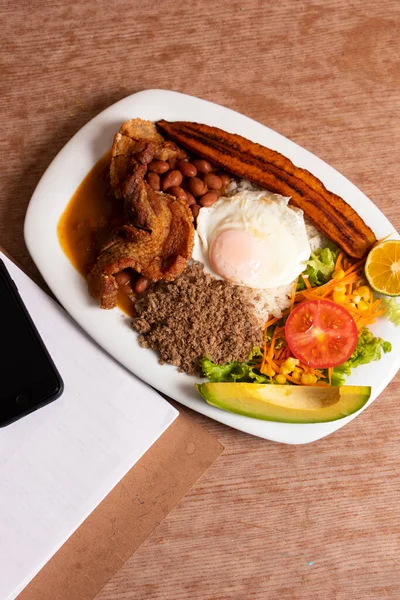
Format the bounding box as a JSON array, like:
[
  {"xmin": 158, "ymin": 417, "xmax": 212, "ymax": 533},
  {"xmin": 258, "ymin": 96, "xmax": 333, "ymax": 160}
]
[{"xmin": 365, "ymin": 239, "xmax": 400, "ymax": 297}]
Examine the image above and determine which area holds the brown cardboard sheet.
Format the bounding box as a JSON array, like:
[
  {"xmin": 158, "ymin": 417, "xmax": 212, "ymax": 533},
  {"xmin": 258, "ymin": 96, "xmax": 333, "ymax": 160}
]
[{"xmin": 2, "ymin": 249, "xmax": 223, "ymax": 600}]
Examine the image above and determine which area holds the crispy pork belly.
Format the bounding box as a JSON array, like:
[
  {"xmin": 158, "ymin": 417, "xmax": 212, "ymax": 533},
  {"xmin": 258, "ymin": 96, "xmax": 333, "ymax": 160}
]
[
  {"xmin": 87, "ymin": 167, "xmax": 194, "ymax": 309},
  {"xmin": 110, "ymin": 118, "xmax": 178, "ymax": 198}
]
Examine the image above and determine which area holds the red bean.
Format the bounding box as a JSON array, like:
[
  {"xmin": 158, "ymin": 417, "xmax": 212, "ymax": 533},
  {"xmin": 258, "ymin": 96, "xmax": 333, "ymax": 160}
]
[
  {"xmin": 120, "ymin": 283, "xmax": 133, "ymax": 295},
  {"xmin": 146, "ymin": 172, "xmax": 161, "ymax": 191},
  {"xmin": 168, "ymin": 156, "xmax": 177, "ymax": 169},
  {"xmin": 169, "ymin": 186, "xmax": 187, "ymax": 200},
  {"xmin": 192, "ymin": 159, "xmax": 212, "ymax": 174},
  {"xmin": 115, "ymin": 271, "xmax": 134, "ymax": 295},
  {"xmin": 134, "ymin": 277, "xmax": 149, "ymax": 295},
  {"xmin": 162, "ymin": 170, "xmax": 183, "ymax": 190},
  {"xmin": 185, "ymin": 191, "xmax": 196, "ymax": 206},
  {"xmin": 218, "ymin": 172, "xmax": 231, "ymax": 188},
  {"xmin": 176, "ymin": 160, "xmax": 197, "ymax": 177},
  {"xmin": 177, "ymin": 148, "xmax": 188, "ymax": 159},
  {"xmin": 198, "ymin": 191, "xmax": 220, "ymax": 207},
  {"xmin": 191, "ymin": 204, "xmax": 200, "ymax": 219},
  {"xmin": 203, "ymin": 173, "xmax": 222, "ymax": 190},
  {"xmin": 187, "ymin": 177, "xmax": 207, "ymax": 197},
  {"xmin": 148, "ymin": 159, "xmax": 170, "ymax": 174},
  {"xmin": 115, "ymin": 271, "xmax": 132, "ymax": 286}
]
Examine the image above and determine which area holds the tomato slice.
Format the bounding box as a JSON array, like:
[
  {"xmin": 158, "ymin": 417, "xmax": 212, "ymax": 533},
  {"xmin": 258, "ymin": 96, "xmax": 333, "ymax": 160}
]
[{"xmin": 284, "ymin": 299, "xmax": 358, "ymax": 368}]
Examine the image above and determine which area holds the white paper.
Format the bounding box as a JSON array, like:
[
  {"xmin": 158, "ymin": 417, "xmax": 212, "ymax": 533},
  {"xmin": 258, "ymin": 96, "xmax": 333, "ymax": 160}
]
[{"xmin": 0, "ymin": 254, "xmax": 178, "ymax": 600}]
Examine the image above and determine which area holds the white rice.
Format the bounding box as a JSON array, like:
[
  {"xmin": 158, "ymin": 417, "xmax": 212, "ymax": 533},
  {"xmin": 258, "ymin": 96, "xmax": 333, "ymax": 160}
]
[
  {"xmin": 247, "ymin": 282, "xmax": 294, "ymax": 323},
  {"xmin": 225, "ymin": 178, "xmax": 328, "ymax": 322}
]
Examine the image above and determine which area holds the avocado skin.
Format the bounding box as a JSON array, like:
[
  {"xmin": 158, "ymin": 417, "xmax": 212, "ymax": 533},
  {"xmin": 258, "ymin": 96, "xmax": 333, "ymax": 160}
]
[{"xmin": 196, "ymin": 383, "xmax": 371, "ymax": 424}]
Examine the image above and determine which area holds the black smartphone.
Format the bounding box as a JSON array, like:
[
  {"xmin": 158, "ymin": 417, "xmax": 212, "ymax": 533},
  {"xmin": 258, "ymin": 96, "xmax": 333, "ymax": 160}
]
[{"xmin": 0, "ymin": 259, "xmax": 64, "ymax": 426}]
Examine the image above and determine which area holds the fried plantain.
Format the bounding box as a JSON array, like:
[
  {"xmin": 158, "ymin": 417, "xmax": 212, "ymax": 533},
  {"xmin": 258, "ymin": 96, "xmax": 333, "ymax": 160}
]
[{"xmin": 156, "ymin": 120, "xmax": 376, "ymax": 258}]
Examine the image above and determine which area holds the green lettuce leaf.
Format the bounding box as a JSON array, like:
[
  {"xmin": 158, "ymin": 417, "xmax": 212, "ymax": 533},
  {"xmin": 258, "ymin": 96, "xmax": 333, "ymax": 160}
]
[
  {"xmin": 331, "ymin": 328, "xmax": 392, "ymax": 386},
  {"xmin": 200, "ymin": 348, "xmax": 269, "ymax": 384},
  {"xmin": 297, "ymin": 245, "xmax": 340, "ymax": 290},
  {"xmin": 247, "ymin": 347, "xmax": 263, "ymax": 361},
  {"xmin": 381, "ymin": 297, "xmax": 400, "ymax": 326},
  {"xmin": 201, "ymin": 328, "xmax": 392, "ymax": 388}
]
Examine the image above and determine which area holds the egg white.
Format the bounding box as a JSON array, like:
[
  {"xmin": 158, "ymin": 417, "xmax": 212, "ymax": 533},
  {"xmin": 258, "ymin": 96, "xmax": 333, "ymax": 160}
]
[{"xmin": 192, "ymin": 190, "xmax": 311, "ymax": 289}]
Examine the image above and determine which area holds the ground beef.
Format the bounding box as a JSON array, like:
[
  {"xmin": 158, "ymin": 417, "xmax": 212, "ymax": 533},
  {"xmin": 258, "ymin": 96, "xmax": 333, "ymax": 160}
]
[{"xmin": 132, "ymin": 262, "xmax": 263, "ymax": 375}]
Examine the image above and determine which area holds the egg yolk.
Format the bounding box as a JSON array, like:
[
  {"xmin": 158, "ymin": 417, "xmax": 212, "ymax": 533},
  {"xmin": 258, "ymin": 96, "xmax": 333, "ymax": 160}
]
[{"xmin": 209, "ymin": 228, "xmax": 265, "ymax": 284}]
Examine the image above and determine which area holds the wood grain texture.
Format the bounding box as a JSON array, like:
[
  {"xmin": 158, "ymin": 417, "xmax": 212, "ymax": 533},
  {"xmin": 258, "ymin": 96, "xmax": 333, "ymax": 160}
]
[{"xmin": 1, "ymin": 0, "xmax": 399, "ymax": 598}]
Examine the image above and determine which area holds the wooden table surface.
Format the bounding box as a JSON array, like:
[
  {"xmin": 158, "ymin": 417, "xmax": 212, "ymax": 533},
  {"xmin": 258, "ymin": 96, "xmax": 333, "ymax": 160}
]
[{"xmin": 2, "ymin": 1, "xmax": 400, "ymax": 598}]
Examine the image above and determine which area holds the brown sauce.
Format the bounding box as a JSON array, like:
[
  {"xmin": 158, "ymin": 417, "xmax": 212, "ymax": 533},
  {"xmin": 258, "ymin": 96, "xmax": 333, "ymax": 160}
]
[{"xmin": 57, "ymin": 151, "xmax": 135, "ymax": 316}]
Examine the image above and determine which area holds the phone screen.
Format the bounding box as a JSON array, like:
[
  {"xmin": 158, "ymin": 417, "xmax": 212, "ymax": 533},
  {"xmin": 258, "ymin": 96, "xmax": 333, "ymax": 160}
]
[{"xmin": 0, "ymin": 259, "xmax": 63, "ymax": 426}]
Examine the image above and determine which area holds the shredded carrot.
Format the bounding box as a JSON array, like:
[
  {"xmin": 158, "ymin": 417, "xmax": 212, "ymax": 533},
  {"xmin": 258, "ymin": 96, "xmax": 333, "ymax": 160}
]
[
  {"xmin": 261, "ymin": 327, "xmax": 278, "ymax": 381},
  {"xmin": 346, "ymin": 304, "xmax": 360, "ymax": 315},
  {"xmin": 296, "ymin": 270, "xmax": 360, "ymax": 301},
  {"xmin": 373, "ymin": 233, "xmax": 393, "ymax": 247},
  {"xmin": 328, "ymin": 367, "xmax": 333, "ymax": 385},
  {"xmin": 314, "ymin": 370, "xmax": 326, "ymax": 379},
  {"xmin": 263, "ymin": 316, "xmax": 280, "ymax": 331},
  {"xmin": 264, "ymin": 357, "xmax": 281, "ymax": 374},
  {"xmin": 343, "ymin": 259, "xmax": 365, "ymax": 276},
  {"xmin": 268, "ymin": 328, "xmax": 277, "ymax": 362},
  {"xmin": 285, "ymin": 374, "xmax": 302, "ymax": 385},
  {"xmin": 370, "ymin": 299, "xmax": 382, "ymax": 311},
  {"xmin": 335, "ymin": 252, "xmax": 343, "ymax": 270},
  {"xmin": 301, "ymin": 274, "xmax": 312, "ymax": 290},
  {"xmin": 356, "ymin": 309, "xmax": 386, "ymax": 329}
]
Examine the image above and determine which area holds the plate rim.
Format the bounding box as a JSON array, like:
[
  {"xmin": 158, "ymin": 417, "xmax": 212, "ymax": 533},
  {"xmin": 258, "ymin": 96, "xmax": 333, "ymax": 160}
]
[{"xmin": 24, "ymin": 88, "xmax": 400, "ymax": 444}]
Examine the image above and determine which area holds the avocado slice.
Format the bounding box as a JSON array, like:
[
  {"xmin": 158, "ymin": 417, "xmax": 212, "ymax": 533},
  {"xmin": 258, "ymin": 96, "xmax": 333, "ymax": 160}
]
[{"xmin": 196, "ymin": 383, "xmax": 371, "ymax": 424}]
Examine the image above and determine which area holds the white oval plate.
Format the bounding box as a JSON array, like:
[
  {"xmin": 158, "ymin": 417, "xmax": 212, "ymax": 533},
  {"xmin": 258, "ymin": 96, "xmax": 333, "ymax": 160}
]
[{"xmin": 24, "ymin": 89, "xmax": 400, "ymax": 444}]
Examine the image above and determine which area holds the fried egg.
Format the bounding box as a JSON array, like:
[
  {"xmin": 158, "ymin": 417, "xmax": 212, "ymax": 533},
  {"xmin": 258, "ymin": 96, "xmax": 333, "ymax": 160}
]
[{"xmin": 192, "ymin": 190, "xmax": 311, "ymax": 289}]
